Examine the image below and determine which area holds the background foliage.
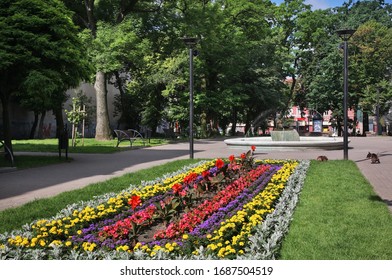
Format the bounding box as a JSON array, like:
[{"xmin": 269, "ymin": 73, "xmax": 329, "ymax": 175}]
[{"xmin": 2, "ymin": 0, "xmax": 392, "ymax": 155}]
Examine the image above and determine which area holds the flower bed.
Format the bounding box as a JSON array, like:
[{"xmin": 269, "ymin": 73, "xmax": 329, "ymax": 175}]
[{"xmin": 0, "ymin": 149, "xmax": 309, "ymax": 260}]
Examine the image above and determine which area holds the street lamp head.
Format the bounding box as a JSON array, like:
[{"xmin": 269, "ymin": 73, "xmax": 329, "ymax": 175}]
[
  {"xmin": 336, "ymin": 29, "xmax": 356, "ymax": 41},
  {"xmin": 181, "ymin": 37, "xmax": 198, "ymax": 48}
]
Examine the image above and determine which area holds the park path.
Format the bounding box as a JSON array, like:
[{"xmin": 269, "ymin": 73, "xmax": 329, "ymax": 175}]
[{"xmin": 0, "ymin": 137, "xmax": 391, "ymax": 212}]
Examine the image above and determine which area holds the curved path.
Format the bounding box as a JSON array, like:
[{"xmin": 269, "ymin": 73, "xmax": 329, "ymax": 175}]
[{"xmin": 0, "ymin": 137, "xmax": 391, "ymax": 212}]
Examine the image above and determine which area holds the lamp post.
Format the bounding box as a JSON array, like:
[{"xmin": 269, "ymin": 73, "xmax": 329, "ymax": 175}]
[
  {"xmin": 376, "ymin": 87, "xmax": 381, "ymax": 135},
  {"xmin": 182, "ymin": 37, "xmax": 198, "ymax": 159},
  {"xmin": 337, "ymin": 29, "xmax": 356, "ymax": 160}
]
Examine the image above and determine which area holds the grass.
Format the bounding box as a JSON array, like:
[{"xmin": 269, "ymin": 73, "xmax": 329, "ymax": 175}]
[
  {"xmin": 12, "ymin": 138, "xmax": 169, "ymax": 154},
  {"xmin": 1, "ymin": 159, "xmax": 391, "ymax": 259},
  {"xmin": 279, "ymin": 160, "xmax": 392, "ymax": 259},
  {"xmin": 0, "ymin": 138, "xmax": 169, "ymax": 169}
]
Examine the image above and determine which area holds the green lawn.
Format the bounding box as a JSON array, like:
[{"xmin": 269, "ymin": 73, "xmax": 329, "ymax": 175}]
[
  {"xmin": 0, "ymin": 138, "xmax": 169, "ymax": 169},
  {"xmin": 0, "ymin": 159, "xmax": 391, "ymax": 259},
  {"xmin": 12, "ymin": 138, "xmax": 169, "ymax": 153},
  {"xmin": 279, "ymin": 160, "xmax": 392, "ymax": 259}
]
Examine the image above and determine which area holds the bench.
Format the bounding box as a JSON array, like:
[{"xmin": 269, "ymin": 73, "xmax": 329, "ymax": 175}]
[
  {"xmin": 0, "ymin": 140, "xmax": 15, "ymax": 166},
  {"xmin": 113, "ymin": 129, "xmax": 146, "ymax": 148},
  {"xmin": 163, "ymin": 128, "xmax": 176, "ymax": 139}
]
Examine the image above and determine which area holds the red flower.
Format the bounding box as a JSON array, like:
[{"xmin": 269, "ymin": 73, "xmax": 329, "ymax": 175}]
[
  {"xmin": 128, "ymin": 195, "xmax": 141, "ymax": 210},
  {"xmin": 172, "ymin": 183, "xmax": 183, "ymax": 194},
  {"xmin": 215, "ymin": 158, "xmax": 225, "ymax": 169},
  {"xmin": 240, "ymin": 153, "xmax": 246, "ymax": 159},
  {"xmin": 202, "ymin": 170, "xmax": 210, "ymax": 178},
  {"xmin": 155, "ymin": 164, "xmax": 271, "ymax": 239},
  {"xmin": 228, "ymin": 155, "xmax": 235, "ymax": 162},
  {"xmin": 184, "ymin": 172, "xmax": 198, "ymax": 184},
  {"xmin": 251, "ymin": 145, "xmax": 256, "ymax": 151}
]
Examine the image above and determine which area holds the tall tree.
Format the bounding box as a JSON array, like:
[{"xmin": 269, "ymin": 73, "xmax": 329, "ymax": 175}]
[
  {"xmin": 0, "ymin": 0, "xmax": 90, "ymax": 157},
  {"xmin": 290, "ymin": 0, "xmax": 392, "ymax": 135},
  {"xmin": 272, "ymin": 0, "xmax": 312, "ymax": 117},
  {"xmin": 63, "ymin": 0, "xmax": 162, "ymax": 140},
  {"xmin": 351, "ymin": 21, "xmax": 392, "ymax": 117},
  {"xmin": 20, "ymin": 70, "xmax": 62, "ymax": 139},
  {"xmin": 140, "ymin": 0, "xmax": 285, "ymax": 136}
]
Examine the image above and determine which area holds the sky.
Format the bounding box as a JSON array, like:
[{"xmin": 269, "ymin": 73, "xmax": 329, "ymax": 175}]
[{"xmin": 272, "ymin": 0, "xmax": 392, "ymax": 10}]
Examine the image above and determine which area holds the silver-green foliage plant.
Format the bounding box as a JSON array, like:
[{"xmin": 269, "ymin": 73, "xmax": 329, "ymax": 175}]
[{"xmin": 0, "ymin": 160, "xmax": 309, "ymax": 260}]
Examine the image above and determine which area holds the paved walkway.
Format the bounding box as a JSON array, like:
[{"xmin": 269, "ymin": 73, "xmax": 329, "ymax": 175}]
[{"xmin": 0, "ymin": 137, "xmax": 391, "ymax": 212}]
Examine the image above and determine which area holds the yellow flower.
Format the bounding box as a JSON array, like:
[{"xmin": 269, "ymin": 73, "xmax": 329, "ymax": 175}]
[
  {"xmin": 82, "ymin": 242, "xmax": 97, "ymax": 252},
  {"xmin": 49, "ymin": 227, "xmax": 57, "ymax": 234},
  {"xmin": 182, "ymin": 234, "xmax": 189, "ymax": 240},
  {"xmin": 116, "ymin": 245, "xmax": 130, "ymax": 252},
  {"xmin": 21, "ymin": 238, "xmax": 29, "ymax": 246},
  {"xmin": 50, "ymin": 240, "xmax": 62, "ymax": 247},
  {"xmin": 217, "ymin": 248, "xmax": 226, "ymax": 258},
  {"xmin": 133, "ymin": 242, "xmax": 142, "ymax": 250},
  {"xmin": 203, "ymin": 160, "xmax": 299, "ymax": 258}
]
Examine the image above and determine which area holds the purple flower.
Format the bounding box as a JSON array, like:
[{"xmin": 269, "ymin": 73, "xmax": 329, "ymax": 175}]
[
  {"xmin": 190, "ymin": 165, "xmax": 281, "ymax": 237},
  {"xmin": 68, "ymin": 163, "xmax": 284, "ymax": 253}
]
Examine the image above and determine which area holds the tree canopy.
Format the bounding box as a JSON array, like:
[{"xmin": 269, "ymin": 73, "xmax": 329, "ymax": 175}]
[
  {"xmin": 2, "ymin": 0, "xmax": 392, "ymax": 147},
  {"xmin": 0, "ymin": 0, "xmax": 90, "ymax": 156}
]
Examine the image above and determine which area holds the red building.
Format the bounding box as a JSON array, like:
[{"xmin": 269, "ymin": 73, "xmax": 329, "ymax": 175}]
[{"xmin": 288, "ymin": 106, "xmax": 356, "ymax": 135}]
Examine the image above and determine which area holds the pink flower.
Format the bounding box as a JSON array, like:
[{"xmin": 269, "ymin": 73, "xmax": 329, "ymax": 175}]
[{"xmin": 179, "ymin": 190, "xmax": 187, "ymax": 197}]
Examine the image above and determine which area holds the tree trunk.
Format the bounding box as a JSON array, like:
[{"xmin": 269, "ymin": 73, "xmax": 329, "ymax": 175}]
[
  {"xmin": 53, "ymin": 105, "xmax": 64, "ymax": 138},
  {"xmin": 37, "ymin": 111, "xmax": 46, "ymax": 139},
  {"xmin": 352, "ymin": 107, "xmax": 357, "ymax": 136},
  {"xmin": 337, "ymin": 119, "xmax": 343, "ymax": 136},
  {"xmin": 230, "ymin": 109, "xmax": 238, "ymax": 136},
  {"xmin": 84, "ymin": 1, "xmax": 110, "ymax": 140},
  {"xmin": 114, "ymin": 71, "xmax": 128, "ymax": 129},
  {"xmin": 84, "ymin": 0, "xmax": 97, "ymax": 36},
  {"xmin": 29, "ymin": 112, "xmax": 39, "ymax": 139},
  {"xmin": 244, "ymin": 113, "xmax": 252, "ymax": 136},
  {"xmin": 363, "ymin": 112, "xmax": 369, "ymax": 133},
  {"xmin": 0, "ymin": 92, "xmax": 13, "ymax": 159},
  {"xmin": 94, "ymin": 71, "xmax": 112, "ymax": 140}
]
